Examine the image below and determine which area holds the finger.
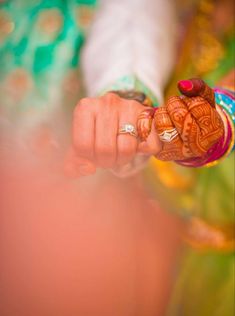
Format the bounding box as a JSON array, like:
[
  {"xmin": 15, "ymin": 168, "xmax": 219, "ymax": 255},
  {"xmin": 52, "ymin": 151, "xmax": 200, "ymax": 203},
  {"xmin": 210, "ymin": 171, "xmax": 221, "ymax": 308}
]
[
  {"xmin": 166, "ymin": 96, "xmax": 196, "ymax": 158},
  {"xmin": 184, "ymin": 96, "xmax": 214, "ymax": 121},
  {"xmin": 185, "ymin": 96, "xmax": 223, "ymax": 138},
  {"xmin": 178, "ymin": 78, "xmax": 215, "ymax": 107},
  {"xmin": 154, "ymin": 107, "xmax": 184, "ymax": 161},
  {"xmin": 137, "ymin": 108, "xmax": 155, "ymax": 141},
  {"xmin": 95, "ymin": 111, "xmax": 118, "ymax": 168},
  {"xmin": 138, "ymin": 120, "xmax": 162, "ymax": 155},
  {"xmin": 73, "ymin": 101, "xmax": 96, "ymax": 161},
  {"xmin": 117, "ymin": 109, "xmax": 139, "ymax": 166},
  {"xmin": 64, "ymin": 147, "xmax": 96, "ymax": 178}
]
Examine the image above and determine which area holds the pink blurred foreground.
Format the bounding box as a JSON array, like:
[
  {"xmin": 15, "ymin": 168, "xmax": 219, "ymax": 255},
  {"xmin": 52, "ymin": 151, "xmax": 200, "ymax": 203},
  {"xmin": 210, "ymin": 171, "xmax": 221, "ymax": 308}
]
[{"xmin": 0, "ymin": 136, "xmax": 182, "ymax": 316}]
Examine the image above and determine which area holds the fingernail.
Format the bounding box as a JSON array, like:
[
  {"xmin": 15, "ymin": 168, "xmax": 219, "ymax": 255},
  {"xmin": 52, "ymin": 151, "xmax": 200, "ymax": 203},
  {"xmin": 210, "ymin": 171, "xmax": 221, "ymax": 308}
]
[{"xmin": 178, "ymin": 80, "xmax": 193, "ymax": 92}]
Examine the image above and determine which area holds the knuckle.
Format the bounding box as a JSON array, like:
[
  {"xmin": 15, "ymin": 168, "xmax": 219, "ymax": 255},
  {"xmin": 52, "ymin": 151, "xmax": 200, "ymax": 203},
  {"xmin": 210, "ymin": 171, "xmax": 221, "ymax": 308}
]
[
  {"xmin": 167, "ymin": 96, "xmax": 186, "ymax": 112},
  {"xmin": 154, "ymin": 112, "xmax": 171, "ymax": 127},
  {"xmin": 78, "ymin": 97, "xmax": 89, "ymax": 107},
  {"xmin": 74, "ymin": 98, "xmax": 98, "ymax": 118},
  {"xmin": 102, "ymin": 92, "xmax": 120, "ymax": 103},
  {"xmin": 167, "ymin": 96, "xmax": 180, "ymax": 104},
  {"xmin": 73, "ymin": 99, "xmax": 88, "ymax": 116}
]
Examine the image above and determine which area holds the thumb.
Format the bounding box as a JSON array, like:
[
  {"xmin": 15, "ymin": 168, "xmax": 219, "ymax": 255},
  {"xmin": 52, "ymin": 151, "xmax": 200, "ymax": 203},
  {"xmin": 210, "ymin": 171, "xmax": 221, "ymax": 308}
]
[
  {"xmin": 138, "ymin": 121, "xmax": 162, "ymax": 155},
  {"xmin": 178, "ymin": 78, "xmax": 215, "ymax": 107}
]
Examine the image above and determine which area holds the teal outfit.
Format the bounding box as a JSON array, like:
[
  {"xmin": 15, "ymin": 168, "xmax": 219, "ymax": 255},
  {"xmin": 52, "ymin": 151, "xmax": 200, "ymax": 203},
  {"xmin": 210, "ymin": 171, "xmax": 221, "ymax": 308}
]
[{"xmin": 0, "ymin": 0, "xmax": 97, "ymax": 120}]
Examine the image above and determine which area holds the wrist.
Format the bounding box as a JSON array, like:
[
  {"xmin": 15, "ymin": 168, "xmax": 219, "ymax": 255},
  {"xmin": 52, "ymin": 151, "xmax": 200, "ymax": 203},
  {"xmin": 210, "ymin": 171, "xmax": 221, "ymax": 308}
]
[
  {"xmin": 109, "ymin": 90, "xmax": 153, "ymax": 107},
  {"xmin": 99, "ymin": 75, "xmax": 161, "ymax": 108}
]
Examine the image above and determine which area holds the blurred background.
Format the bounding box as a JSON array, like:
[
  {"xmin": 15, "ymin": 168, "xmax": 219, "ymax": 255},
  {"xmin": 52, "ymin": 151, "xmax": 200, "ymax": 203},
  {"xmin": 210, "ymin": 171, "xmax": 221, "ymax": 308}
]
[{"xmin": 0, "ymin": 0, "xmax": 234, "ymax": 315}]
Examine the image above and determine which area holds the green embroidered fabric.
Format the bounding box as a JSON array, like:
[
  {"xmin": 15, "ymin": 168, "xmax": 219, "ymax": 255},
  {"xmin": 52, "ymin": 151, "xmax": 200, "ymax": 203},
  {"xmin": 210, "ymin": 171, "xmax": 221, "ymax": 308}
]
[{"xmin": 0, "ymin": 0, "xmax": 97, "ymax": 117}]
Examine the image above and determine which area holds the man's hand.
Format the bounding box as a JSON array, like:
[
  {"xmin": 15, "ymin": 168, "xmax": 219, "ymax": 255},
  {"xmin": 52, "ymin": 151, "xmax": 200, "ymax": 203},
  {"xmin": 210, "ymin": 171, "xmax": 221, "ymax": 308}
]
[{"xmin": 65, "ymin": 92, "xmax": 161, "ymax": 177}]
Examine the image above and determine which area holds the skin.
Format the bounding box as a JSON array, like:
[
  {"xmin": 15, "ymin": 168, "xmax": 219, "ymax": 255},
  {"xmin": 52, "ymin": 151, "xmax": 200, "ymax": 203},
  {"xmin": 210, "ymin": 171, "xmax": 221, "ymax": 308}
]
[
  {"xmin": 154, "ymin": 94, "xmax": 224, "ymax": 161},
  {"xmin": 66, "ymin": 92, "xmax": 161, "ymax": 177},
  {"xmin": 67, "ymin": 78, "xmax": 225, "ymax": 176},
  {"xmin": 138, "ymin": 79, "xmax": 224, "ymax": 161}
]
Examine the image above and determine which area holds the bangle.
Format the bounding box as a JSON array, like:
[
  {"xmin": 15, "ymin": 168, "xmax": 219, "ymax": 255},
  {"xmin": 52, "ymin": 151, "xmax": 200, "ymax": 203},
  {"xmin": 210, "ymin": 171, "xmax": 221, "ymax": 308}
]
[
  {"xmin": 205, "ymin": 107, "xmax": 234, "ymax": 167},
  {"xmin": 214, "ymin": 87, "xmax": 235, "ymax": 152},
  {"xmin": 110, "ymin": 90, "xmax": 154, "ymax": 107},
  {"xmin": 214, "ymin": 87, "xmax": 235, "ymax": 126}
]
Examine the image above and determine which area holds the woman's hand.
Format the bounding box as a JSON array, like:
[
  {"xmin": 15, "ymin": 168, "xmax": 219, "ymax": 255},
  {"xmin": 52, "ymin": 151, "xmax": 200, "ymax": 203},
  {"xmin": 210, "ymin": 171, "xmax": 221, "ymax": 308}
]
[
  {"xmin": 65, "ymin": 92, "xmax": 161, "ymax": 177},
  {"xmin": 154, "ymin": 79, "xmax": 224, "ymax": 161}
]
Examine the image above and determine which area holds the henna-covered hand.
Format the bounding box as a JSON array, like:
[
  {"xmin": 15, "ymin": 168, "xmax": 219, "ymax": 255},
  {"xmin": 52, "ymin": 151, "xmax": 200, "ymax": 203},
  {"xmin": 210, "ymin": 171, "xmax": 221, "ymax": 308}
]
[
  {"xmin": 137, "ymin": 108, "xmax": 156, "ymax": 141},
  {"xmin": 137, "ymin": 79, "xmax": 224, "ymax": 161}
]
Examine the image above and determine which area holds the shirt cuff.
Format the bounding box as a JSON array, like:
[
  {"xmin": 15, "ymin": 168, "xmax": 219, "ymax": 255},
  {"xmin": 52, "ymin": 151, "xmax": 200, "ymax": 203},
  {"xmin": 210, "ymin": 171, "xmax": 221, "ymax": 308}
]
[{"xmin": 99, "ymin": 75, "xmax": 161, "ymax": 108}]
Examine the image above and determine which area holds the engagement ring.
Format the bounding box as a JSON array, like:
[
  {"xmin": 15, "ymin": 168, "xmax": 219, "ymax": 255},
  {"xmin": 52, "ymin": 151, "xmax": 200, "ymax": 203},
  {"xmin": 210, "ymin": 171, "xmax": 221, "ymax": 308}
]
[{"xmin": 118, "ymin": 124, "xmax": 138, "ymax": 137}]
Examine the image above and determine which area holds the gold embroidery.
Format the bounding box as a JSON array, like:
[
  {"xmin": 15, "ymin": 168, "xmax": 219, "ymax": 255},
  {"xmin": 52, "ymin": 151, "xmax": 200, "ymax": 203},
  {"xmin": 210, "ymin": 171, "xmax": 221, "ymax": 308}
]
[
  {"xmin": 0, "ymin": 10, "xmax": 14, "ymax": 43},
  {"xmin": 76, "ymin": 6, "xmax": 94, "ymax": 31},
  {"xmin": 37, "ymin": 9, "xmax": 63, "ymax": 36},
  {"xmin": 4, "ymin": 69, "xmax": 33, "ymax": 102}
]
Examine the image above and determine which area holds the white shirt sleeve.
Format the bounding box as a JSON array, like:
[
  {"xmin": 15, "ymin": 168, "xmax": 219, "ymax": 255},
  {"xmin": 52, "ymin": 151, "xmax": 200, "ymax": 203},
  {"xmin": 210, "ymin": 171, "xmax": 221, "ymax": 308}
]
[{"xmin": 81, "ymin": 0, "xmax": 178, "ymax": 104}]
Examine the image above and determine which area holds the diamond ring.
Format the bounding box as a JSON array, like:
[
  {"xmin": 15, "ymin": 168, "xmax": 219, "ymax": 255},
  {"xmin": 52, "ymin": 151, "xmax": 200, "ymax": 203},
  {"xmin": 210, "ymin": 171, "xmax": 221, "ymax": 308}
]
[
  {"xmin": 158, "ymin": 128, "xmax": 178, "ymax": 142},
  {"xmin": 118, "ymin": 124, "xmax": 138, "ymax": 138}
]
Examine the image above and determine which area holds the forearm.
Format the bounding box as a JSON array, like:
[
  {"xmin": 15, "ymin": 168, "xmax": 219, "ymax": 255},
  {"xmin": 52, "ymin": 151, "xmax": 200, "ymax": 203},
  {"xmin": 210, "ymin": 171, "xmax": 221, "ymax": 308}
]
[{"xmin": 81, "ymin": 0, "xmax": 178, "ymax": 105}]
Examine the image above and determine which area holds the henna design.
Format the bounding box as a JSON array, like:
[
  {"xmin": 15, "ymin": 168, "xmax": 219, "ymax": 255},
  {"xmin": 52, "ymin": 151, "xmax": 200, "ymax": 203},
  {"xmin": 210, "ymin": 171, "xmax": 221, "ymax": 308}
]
[
  {"xmin": 154, "ymin": 79, "xmax": 224, "ymax": 161},
  {"xmin": 154, "ymin": 107, "xmax": 184, "ymax": 161},
  {"xmin": 137, "ymin": 107, "xmax": 156, "ymax": 141},
  {"xmin": 186, "ymin": 96, "xmax": 224, "ymax": 154},
  {"xmin": 165, "ymin": 96, "xmax": 195, "ymax": 158}
]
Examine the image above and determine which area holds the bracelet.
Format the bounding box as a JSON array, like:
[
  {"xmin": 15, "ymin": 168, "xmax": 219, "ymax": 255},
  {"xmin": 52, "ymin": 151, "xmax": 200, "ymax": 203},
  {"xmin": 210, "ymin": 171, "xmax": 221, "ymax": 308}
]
[
  {"xmin": 110, "ymin": 90, "xmax": 154, "ymax": 107},
  {"xmin": 214, "ymin": 87, "xmax": 235, "ymax": 126},
  {"xmin": 205, "ymin": 107, "xmax": 234, "ymax": 167}
]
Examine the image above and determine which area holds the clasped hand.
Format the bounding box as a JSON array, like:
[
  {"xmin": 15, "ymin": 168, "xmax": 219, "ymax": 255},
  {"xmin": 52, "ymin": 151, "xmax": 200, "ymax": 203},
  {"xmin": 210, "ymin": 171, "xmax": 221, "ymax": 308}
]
[{"xmin": 65, "ymin": 79, "xmax": 224, "ymax": 177}]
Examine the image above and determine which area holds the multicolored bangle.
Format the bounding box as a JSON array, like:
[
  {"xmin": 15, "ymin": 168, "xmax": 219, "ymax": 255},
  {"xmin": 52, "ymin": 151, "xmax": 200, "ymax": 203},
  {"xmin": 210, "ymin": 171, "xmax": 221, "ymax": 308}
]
[
  {"xmin": 214, "ymin": 87, "xmax": 235, "ymax": 130},
  {"xmin": 176, "ymin": 87, "xmax": 235, "ymax": 168}
]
